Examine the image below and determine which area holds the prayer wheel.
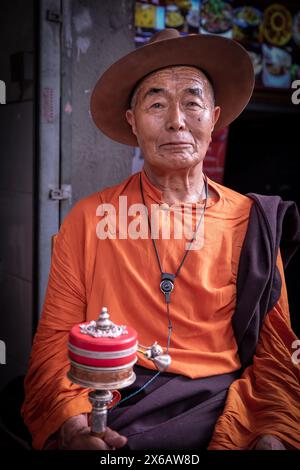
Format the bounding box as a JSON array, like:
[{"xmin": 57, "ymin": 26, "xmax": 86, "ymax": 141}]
[{"xmin": 67, "ymin": 307, "xmax": 171, "ymax": 439}]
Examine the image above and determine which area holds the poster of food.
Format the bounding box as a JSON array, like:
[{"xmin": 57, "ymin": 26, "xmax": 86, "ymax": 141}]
[
  {"xmin": 134, "ymin": 1, "xmax": 300, "ymax": 89},
  {"xmin": 231, "ymin": 1, "xmax": 300, "ymax": 89},
  {"xmin": 132, "ymin": 1, "xmax": 300, "ymax": 178},
  {"xmin": 134, "ymin": 0, "xmax": 201, "ymax": 46},
  {"xmin": 200, "ymin": 0, "xmax": 233, "ymax": 37}
]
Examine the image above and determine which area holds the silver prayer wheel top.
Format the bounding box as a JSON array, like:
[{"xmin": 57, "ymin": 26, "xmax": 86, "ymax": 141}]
[{"xmin": 79, "ymin": 307, "xmax": 129, "ymax": 338}]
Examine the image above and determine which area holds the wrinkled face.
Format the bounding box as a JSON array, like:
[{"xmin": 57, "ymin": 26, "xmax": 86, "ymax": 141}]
[{"xmin": 126, "ymin": 66, "xmax": 221, "ymax": 171}]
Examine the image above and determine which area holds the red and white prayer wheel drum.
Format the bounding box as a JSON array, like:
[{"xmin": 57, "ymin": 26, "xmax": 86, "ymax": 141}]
[
  {"xmin": 67, "ymin": 307, "xmax": 138, "ymax": 438},
  {"xmin": 68, "ymin": 307, "xmax": 137, "ymax": 390}
]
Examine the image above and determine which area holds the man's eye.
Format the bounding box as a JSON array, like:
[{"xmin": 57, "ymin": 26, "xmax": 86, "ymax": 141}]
[
  {"xmin": 187, "ymin": 102, "xmax": 200, "ymax": 107},
  {"xmin": 151, "ymin": 102, "xmax": 163, "ymax": 109}
]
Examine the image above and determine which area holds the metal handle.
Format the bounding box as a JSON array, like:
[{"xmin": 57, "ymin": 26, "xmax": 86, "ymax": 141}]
[
  {"xmin": 88, "ymin": 389, "xmax": 121, "ymax": 439},
  {"xmin": 88, "ymin": 390, "xmax": 111, "ymax": 438}
]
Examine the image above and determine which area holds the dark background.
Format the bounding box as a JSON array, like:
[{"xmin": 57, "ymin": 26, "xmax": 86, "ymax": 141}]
[{"xmin": 225, "ymin": 106, "xmax": 300, "ymax": 337}]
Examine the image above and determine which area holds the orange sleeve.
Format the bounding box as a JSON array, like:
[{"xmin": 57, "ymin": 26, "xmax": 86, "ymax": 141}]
[
  {"xmin": 21, "ymin": 204, "xmax": 93, "ymax": 449},
  {"xmin": 208, "ymin": 250, "xmax": 300, "ymax": 450}
]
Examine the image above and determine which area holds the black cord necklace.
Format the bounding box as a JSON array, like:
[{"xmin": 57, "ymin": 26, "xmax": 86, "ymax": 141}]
[
  {"xmin": 109, "ymin": 172, "xmax": 209, "ymax": 410},
  {"xmin": 139, "ymin": 171, "xmax": 209, "ymax": 354}
]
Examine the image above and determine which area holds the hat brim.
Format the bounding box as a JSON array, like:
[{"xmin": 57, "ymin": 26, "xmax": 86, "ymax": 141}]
[{"xmin": 90, "ymin": 34, "xmax": 255, "ymax": 147}]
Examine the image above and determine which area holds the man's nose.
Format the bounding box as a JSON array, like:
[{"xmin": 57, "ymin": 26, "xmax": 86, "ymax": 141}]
[{"xmin": 166, "ymin": 104, "xmax": 186, "ymax": 131}]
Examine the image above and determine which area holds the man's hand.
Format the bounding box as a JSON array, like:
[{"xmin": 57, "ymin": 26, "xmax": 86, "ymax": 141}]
[
  {"xmin": 254, "ymin": 434, "xmax": 286, "ymax": 450},
  {"xmin": 58, "ymin": 414, "xmax": 128, "ymax": 450}
]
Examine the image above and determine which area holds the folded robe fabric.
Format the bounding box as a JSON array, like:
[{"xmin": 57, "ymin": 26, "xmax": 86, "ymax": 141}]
[
  {"xmin": 232, "ymin": 192, "xmax": 300, "ymax": 369},
  {"xmin": 107, "ymin": 366, "xmax": 240, "ymax": 450}
]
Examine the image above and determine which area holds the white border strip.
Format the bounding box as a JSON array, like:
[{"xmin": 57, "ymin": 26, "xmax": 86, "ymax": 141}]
[{"xmin": 68, "ymin": 341, "xmax": 137, "ymax": 359}]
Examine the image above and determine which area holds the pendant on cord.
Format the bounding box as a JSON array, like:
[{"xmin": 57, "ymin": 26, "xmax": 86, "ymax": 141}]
[{"xmin": 160, "ymin": 273, "xmax": 175, "ymax": 304}]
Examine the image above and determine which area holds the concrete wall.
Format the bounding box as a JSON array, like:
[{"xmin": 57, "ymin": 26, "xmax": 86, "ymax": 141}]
[
  {"xmin": 60, "ymin": 0, "xmax": 135, "ymax": 216},
  {"xmin": 38, "ymin": 0, "xmax": 135, "ymax": 312}
]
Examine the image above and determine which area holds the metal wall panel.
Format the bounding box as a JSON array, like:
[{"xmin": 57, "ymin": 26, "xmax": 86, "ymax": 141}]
[{"xmin": 38, "ymin": 0, "xmax": 61, "ymax": 314}]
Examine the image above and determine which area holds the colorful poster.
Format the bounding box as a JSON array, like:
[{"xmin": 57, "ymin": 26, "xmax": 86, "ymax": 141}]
[
  {"xmin": 132, "ymin": 1, "xmax": 300, "ymax": 179},
  {"xmin": 134, "ymin": 1, "xmax": 201, "ymax": 46},
  {"xmin": 134, "ymin": 1, "xmax": 300, "ymax": 87},
  {"xmin": 200, "ymin": 0, "xmax": 233, "ymax": 38},
  {"xmin": 231, "ymin": 1, "xmax": 300, "ymax": 89},
  {"xmin": 203, "ymin": 127, "xmax": 229, "ymax": 183}
]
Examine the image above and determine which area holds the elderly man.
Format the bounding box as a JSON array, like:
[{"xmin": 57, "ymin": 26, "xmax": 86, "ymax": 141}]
[{"xmin": 22, "ymin": 29, "xmax": 300, "ymax": 451}]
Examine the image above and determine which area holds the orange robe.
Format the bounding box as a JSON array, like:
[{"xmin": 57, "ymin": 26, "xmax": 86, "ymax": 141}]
[{"xmin": 22, "ymin": 170, "xmax": 300, "ymax": 449}]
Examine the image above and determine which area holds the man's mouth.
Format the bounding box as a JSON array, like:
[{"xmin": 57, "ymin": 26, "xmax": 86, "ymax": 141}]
[{"xmin": 160, "ymin": 142, "xmax": 193, "ymax": 147}]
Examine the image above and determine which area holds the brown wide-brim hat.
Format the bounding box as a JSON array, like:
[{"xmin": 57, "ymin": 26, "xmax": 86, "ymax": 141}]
[{"xmin": 90, "ymin": 29, "xmax": 255, "ymax": 147}]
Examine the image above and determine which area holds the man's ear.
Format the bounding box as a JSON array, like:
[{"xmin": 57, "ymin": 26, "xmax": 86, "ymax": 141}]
[
  {"xmin": 212, "ymin": 106, "xmax": 221, "ymax": 132},
  {"xmin": 125, "ymin": 109, "xmax": 137, "ymax": 136}
]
